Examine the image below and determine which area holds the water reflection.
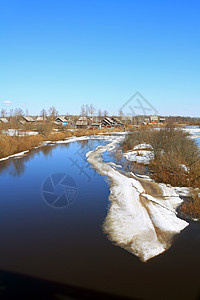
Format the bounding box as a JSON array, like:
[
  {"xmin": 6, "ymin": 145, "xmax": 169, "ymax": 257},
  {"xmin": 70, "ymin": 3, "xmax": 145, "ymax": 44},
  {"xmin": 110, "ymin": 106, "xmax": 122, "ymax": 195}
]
[
  {"xmin": 39, "ymin": 145, "xmax": 55, "ymax": 157},
  {"xmin": 68, "ymin": 139, "xmax": 108, "ymax": 183},
  {"xmin": 0, "ymin": 141, "xmax": 106, "ymax": 179},
  {"xmin": 107, "ymin": 146, "xmax": 149, "ymax": 176},
  {"xmin": 0, "ymin": 155, "xmax": 29, "ymax": 176},
  {"xmin": 0, "ymin": 145, "xmax": 56, "ymax": 176}
]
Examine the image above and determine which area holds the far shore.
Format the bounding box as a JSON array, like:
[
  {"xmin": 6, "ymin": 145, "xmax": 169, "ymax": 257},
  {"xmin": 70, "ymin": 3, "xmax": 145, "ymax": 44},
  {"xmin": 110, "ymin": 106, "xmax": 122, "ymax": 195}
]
[{"xmin": 0, "ymin": 128, "xmax": 124, "ymax": 161}]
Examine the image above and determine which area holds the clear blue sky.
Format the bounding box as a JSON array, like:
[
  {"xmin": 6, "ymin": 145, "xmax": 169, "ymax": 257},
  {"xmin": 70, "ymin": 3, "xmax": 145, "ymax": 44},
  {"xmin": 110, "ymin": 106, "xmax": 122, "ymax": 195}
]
[{"xmin": 0, "ymin": 0, "xmax": 199, "ymax": 117}]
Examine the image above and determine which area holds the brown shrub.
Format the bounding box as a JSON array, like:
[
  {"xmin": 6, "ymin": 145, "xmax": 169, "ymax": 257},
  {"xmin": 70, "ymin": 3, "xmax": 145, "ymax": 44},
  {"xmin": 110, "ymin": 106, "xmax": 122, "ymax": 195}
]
[
  {"xmin": 34, "ymin": 122, "xmax": 53, "ymax": 137},
  {"xmin": 0, "ymin": 135, "xmax": 43, "ymax": 158},
  {"xmin": 180, "ymin": 190, "xmax": 200, "ymax": 219}
]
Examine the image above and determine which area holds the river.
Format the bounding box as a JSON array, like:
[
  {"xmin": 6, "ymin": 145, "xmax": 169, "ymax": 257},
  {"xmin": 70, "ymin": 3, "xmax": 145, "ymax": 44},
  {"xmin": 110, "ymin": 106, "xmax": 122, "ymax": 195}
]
[{"xmin": 0, "ymin": 136, "xmax": 200, "ymax": 299}]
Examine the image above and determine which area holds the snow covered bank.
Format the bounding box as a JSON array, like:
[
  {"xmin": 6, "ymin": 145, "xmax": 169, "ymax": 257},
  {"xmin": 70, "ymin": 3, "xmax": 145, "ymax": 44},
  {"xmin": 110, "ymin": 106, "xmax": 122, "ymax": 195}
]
[
  {"xmin": 182, "ymin": 127, "xmax": 200, "ymax": 136},
  {"xmin": 124, "ymin": 144, "xmax": 154, "ymax": 165},
  {"xmin": 0, "ymin": 150, "xmax": 29, "ymax": 161},
  {"xmin": 87, "ymin": 139, "xmax": 188, "ymax": 262},
  {"xmin": 124, "ymin": 149, "xmax": 154, "ymax": 164},
  {"xmin": 1, "ymin": 129, "xmax": 38, "ymax": 136},
  {"xmin": 0, "ymin": 133, "xmax": 119, "ymax": 162},
  {"xmin": 55, "ymin": 134, "xmax": 117, "ymax": 144}
]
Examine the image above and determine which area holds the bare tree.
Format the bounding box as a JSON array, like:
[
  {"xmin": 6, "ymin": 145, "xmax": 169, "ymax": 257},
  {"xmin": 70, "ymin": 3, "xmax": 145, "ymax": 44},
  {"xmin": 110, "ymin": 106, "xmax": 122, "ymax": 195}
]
[
  {"xmin": 89, "ymin": 104, "xmax": 95, "ymax": 122},
  {"xmin": 9, "ymin": 109, "xmax": 14, "ymax": 117},
  {"xmin": 98, "ymin": 109, "xmax": 102, "ymax": 118},
  {"xmin": 48, "ymin": 106, "xmax": 58, "ymax": 120},
  {"xmin": 85, "ymin": 104, "xmax": 89, "ymax": 117},
  {"xmin": 103, "ymin": 110, "xmax": 108, "ymax": 117},
  {"xmin": 40, "ymin": 109, "xmax": 47, "ymax": 120},
  {"xmin": 14, "ymin": 108, "xmax": 24, "ymax": 118},
  {"xmin": 25, "ymin": 109, "xmax": 29, "ymax": 116},
  {"xmin": 1, "ymin": 108, "xmax": 6, "ymax": 118},
  {"xmin": 80, "ymin": 105, "xmax": 86, "ymax": 117},
  {"xmin": 118, "ymin": 109, "xmax": 124, "ymax": 119}
]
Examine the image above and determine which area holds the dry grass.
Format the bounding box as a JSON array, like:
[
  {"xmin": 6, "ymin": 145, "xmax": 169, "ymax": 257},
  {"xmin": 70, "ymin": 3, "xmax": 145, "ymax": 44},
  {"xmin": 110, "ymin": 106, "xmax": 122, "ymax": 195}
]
[
  {"xmin": 180, "ymin": 191, "xmax": 200, "ymax": 219},
  {"xmin": 0, "ymin": 135, "xmax": 44, "ymax": 158},
  {"xmin": 0, "ymin": 127, "xmax": 123, "ymax": 159}
]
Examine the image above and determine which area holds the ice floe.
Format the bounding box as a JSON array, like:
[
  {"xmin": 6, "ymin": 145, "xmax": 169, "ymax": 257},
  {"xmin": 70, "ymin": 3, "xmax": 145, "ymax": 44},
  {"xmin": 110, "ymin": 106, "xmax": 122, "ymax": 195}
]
[{"xmin": 87, "ymin": 138, "xmax": 188, "ymax": 262}]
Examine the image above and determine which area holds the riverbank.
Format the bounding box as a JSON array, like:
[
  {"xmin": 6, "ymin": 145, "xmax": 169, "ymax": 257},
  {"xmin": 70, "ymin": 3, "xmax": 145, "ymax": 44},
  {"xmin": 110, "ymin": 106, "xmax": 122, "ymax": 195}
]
[
  {"xmin": 122, "ymin": 127, "xmax": 200, "ymax": 220},
  {"xmin": 86, "ymin": 137, "xmax": 189, "ymax": 262},
  {"xmin": 0, "ymin": 128, "xmax": 123, "ymax": 161}
]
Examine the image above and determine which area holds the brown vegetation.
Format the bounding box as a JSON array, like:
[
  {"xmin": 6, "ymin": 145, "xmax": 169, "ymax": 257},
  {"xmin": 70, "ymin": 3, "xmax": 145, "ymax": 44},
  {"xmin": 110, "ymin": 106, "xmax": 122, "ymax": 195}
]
[
  {"xmin": 0, "ymin": 127, "xmax": 123, "ymax": 159},
  {"xmin": 179, "ymin": 191, "xmax": 200, "ymax": 220},
  {"xmin": 122, "ymin": 127, "xmax": 200, "ymax": 219},
  {"xmin": 0, "ymin": 135, "xmax": 43, "ymax": 158}
]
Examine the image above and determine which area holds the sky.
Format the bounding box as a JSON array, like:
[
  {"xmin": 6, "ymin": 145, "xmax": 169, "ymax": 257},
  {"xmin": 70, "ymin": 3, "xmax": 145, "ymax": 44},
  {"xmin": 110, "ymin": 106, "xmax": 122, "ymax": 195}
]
[{"xmin": 0, "ymin": 0, "xmax": 200, "ymax": 117}]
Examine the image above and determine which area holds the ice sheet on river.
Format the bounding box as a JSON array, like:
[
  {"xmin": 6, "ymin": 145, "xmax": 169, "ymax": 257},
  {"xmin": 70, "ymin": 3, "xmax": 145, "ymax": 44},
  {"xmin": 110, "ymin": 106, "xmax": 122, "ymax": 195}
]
[{"xmin": 86, "ymin": 138, "xmax": 188, "ymax": 262}]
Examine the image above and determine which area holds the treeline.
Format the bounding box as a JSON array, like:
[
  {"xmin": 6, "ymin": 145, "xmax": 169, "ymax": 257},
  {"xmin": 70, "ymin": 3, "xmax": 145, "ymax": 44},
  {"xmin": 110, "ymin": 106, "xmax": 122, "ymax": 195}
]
[
  {"xmin": 1, "ymin": 104, "xmax": 109, "ymax": 119},
  {"xmin": 0, "ymin": 106, "xmax": 59, "ymax": 120},
  {"xmin": 165, "ymin": 116, "xmax": 200, "ymax": 125}
]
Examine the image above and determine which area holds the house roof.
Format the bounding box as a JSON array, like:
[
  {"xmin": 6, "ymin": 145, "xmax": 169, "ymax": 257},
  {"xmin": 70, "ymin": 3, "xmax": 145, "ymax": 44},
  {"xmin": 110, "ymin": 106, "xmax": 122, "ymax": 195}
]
[
  {"xmin": 102, "ymin": 117, "xmax": 114, "ymax": 125},
  {"xmin": 78, "ymin": 116, "xmax": 88, "ymax": 121},
  {"xmin": 22, "ymin": 116, "xmax": 35, "ymax": 122},
  {"xmin": 0, "ymin": 117, "xmax": 8, "ymax": 123},
  {"xmin": 91, "ymin": 123, "xmax": 101, "ymax": 126},
  {"xmin": 55, "ymin": 116, "xmax": 67, "ymax": 122},
  {"xmin": 76, "ymin": 120, "xmax": 88, "ymax": 126},
  {"xmin": 105, "ymin": 117, "xmax": 114, "ymax": 123},
  {"xmin": 150, "ymin": 116, "xmax": 159, "ymax": 120},
  {"xmin": 35, "ymin": 116, "xmax": 47, "ymax": 121},
  {"xmin": 112, "ymin": 117, "xmax": 124, "ymax": 125}
]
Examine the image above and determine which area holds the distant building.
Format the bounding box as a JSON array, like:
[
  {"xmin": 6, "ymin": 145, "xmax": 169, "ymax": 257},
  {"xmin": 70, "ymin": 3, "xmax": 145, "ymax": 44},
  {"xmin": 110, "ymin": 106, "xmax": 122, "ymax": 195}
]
[
  {"xmin": 122, "ymin": 116, "xmax": 134, "ymax": 124},
  {"xmin": 150, "ymin": 116, "xmax": 159, "ymax": 123},
  {"xmin": 159, "ymin": 117, "xmax": 166, "ymax": 123},
  {"xmin": 112, "ymin": 117, "xmax": 124, "ymax": 127},
  {"xmin": 35, "ymin": 116, "xmax": 47, "ymax": 122},
  {"xmin": 101, "ymin": 117, "xmax": 115, "ymax": 127},
  {"xmin": 19, "ymin": 116, "xmax": 35, "ymax": 124},
  {"xmin": 90, "ymin": 123, "xmax": 102, "ymax": 130},
  {"xmin": 0, "ymin": 117, "xmax": 8, "ymax": 123},
  {"xmin": 144, "ymin": 117, "xmax": 150, "ymax": 123},
  {"xmin": 101, "ymin": 117, "xmax": 124, "ymax": 128},
  {"xmin": 55, "ymin": 116, "xmax": 68, "ymax": 125},
  {"xmin": 76, "ymin": 116, "xmax": 89, "ymax": 129}
]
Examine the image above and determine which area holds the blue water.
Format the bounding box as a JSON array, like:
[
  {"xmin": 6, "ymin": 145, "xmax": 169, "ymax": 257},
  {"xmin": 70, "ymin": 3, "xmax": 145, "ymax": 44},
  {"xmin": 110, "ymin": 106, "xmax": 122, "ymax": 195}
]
[
  {"xmin": 0, "ymin": 139, "xmax": 200, "ymax": 300},
  {"xmin": 196, "ymin": 136, "xmax": 200, "ymax": 147},
  {"xmin": 184, "ymin": 125, "xmax": 200, "ymax": 148}
]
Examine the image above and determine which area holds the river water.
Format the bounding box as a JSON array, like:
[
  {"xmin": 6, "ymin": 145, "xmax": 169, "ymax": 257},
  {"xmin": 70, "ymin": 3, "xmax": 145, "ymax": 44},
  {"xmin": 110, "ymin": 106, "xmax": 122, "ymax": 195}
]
[{"xmin": 0, "ymin": 137, "xmax": 200, "ymax": 299}]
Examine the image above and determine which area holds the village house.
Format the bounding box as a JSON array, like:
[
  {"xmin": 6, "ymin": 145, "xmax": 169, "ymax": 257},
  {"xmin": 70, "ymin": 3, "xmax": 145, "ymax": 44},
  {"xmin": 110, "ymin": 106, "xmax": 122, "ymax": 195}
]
[
  {"xmin": 0, "ymin": 117, "xmax": 9, "ymax": 124},
  {"xmin": 19, "ymin": 116, "xmax": 35, "ymax": 125},
  {"xmin": 55, "ymin": 116, "xmax": 68, "ymax": 126},
  {"xmin": 90, "ymin": 122, "xmax": 102, "ymax": 130},
  {"xmin": 101, "ymin": 117, "xmax": 115, "ymax": 127},
  {"xmin": 150, "ymin": 116, "xmax": 159, "ymax": 123},
  {"xmin": 76, "ymin": 116, "xmax": 90, "ymax": 129},
  {"xmin": 111, "ymin": 117, "xmax": 124, "ymax": 127},
  {"xmin": 35, "ymin": 116, "xmax": 47, "ymax": 122},
  {"xmin": 159, "ymin": 117, "xmax": 166, "ymax": 123}
]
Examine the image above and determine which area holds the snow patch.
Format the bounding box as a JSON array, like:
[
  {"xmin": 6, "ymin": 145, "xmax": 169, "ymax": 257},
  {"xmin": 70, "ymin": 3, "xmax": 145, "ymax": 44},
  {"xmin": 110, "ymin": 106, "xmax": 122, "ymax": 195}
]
[
  {"xmin": 87, "ymin": 139, "xmax": 188, "ymax": 262},
  {"xmin": 0, "ymin": 150, "xmax": 29, "ymax": 161},
  {"xmin": 1, "ymin": 129, "xmax": 38, "ymax": 136},
  {"xmin": 133, "ymin": 143, "xmax": 153, "ymax": 150},
  {"xmin": 124, "ymin": 150, "xmax": 154, "ymax": 165}
]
